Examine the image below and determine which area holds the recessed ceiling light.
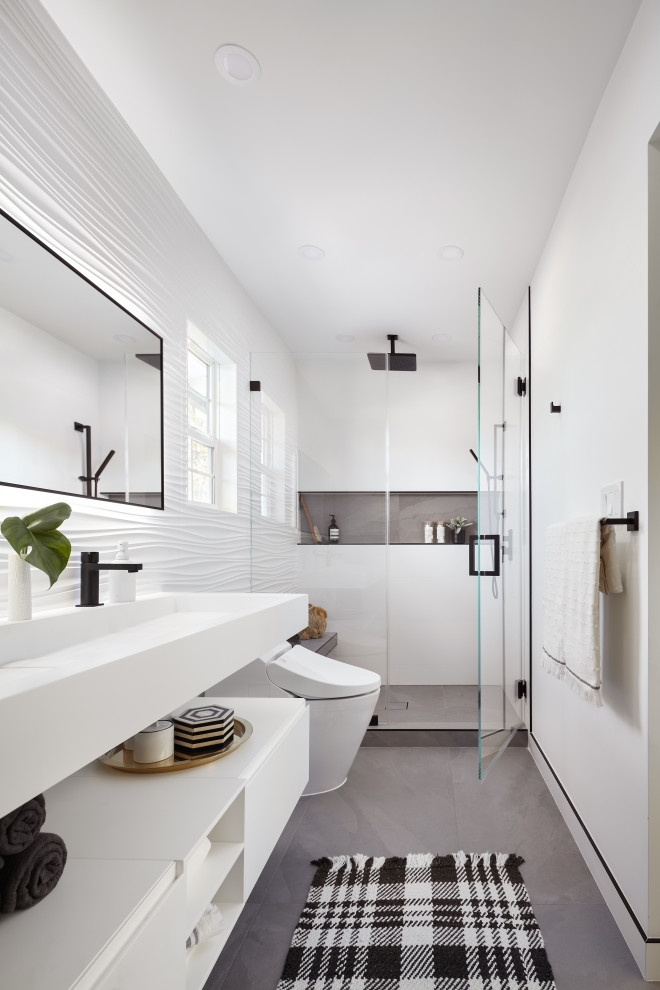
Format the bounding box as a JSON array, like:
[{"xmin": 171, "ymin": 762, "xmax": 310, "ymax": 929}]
[
  {"xmin": 113, "ymin": 333, "xmax": 136, "ymax": 343},
  {"xmin": 298, "ymin": 244, "xmax": 325, "ymax": 261},
  {"xmin": 215, "ymin": 44, "xmax": 260, "ymax": 85},
  {"xmin": 336, "ymin": 334, "xmax": 355, "ymax": 343},
  {"xmin": 439, "ymin": 245, "xmax": 464, "ymax": 261},
  {"xmin": 0, "ymin": 248, "xmax": 16, "ymax": 262},
  {"xmin": 432, "ymin": 333, "xmax": 453, "ymax": 342}
]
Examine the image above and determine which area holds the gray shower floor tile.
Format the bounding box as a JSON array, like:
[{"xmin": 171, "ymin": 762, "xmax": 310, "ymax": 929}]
[
  {"xmin": 375, "ymin": 683, "xmax": 480, "ymax": 725},
  {"xmin": 203, "ymin": 745, "xmax": 655, "ymax": 990}
]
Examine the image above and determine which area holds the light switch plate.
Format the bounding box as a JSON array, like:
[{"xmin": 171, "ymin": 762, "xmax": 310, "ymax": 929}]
[{"xmin": 600, "ymin": 481, "xmax": 622, "ymax": 518}]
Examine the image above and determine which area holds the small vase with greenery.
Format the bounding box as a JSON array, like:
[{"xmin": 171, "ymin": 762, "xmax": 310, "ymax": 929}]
[
  {"xmin": 2, "ymin": 502, "xmax": 72, "ymax": 619},
  {"xmin": 447, "ymin": 516, "xmax": 474, "ymax": 545}
]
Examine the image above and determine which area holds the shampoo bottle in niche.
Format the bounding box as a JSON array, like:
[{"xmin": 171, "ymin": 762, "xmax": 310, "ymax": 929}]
[
  {"xmin": 328, "ymin": 514, "xmax": 340, "ymax": 543},
  {"xmin": 109, "ymin": 542, "xmax": 136, "ymax": 603}
]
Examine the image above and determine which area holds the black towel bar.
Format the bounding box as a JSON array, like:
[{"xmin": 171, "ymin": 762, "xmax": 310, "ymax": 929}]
[{"xmin": 601, "ymin": 511, "xmax": 639, "ymax": 532}]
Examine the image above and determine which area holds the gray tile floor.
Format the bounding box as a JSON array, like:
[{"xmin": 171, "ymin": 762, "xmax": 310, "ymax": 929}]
[{"xmin": 203, "ymin": 745, "xmax": 655, "ymax": 990}]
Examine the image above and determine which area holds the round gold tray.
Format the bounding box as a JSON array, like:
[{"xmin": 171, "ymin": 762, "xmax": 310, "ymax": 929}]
[{"xmin": 98, "ymin": 717, "xmax": 253, "ymax": 774}]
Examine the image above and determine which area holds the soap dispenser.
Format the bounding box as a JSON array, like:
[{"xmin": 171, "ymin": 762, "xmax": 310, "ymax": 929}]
[
  {"xmin": 108, "ymin": 542, "xmax": 136, "ymax": 603},
  {"xmin": 328, "ymin": 514, "xmax": 339, "ymax": 543}
]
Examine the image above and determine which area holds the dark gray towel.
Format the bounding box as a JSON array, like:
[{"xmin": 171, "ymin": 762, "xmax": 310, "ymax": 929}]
[
  {"xmin": 0, "ymin": 832, "xmax": 67, "ymax": 912},
  {"xmin": 0, "ymin": 795, "xmax": 46, "ymax": 855}
]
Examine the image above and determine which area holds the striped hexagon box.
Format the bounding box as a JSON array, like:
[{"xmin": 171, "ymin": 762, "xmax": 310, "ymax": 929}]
[{"xmin": 172, "ymin": 704, "xmax": 234, "ymax": 759}]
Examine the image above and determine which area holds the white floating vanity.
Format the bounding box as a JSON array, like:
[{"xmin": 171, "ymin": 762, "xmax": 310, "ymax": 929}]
[{"xmin": 0, "ymin": 592, "xmax": 309, "ymax": 990}]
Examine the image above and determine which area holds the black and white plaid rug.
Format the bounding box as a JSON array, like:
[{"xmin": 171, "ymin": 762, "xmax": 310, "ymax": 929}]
[{"xmin": 277, "ymin": 852, "xmax": 556, "ymax": 988}]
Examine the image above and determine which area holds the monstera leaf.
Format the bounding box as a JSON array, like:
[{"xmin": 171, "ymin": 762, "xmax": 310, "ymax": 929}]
[{"xmin": 1, "ymin": 502, "xmax": 72, "ymax": 588}]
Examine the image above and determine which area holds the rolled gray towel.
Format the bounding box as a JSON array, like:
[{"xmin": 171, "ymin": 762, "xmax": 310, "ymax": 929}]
[
  {"xmin": 0, "ymin": 795, "xmax": 46, "ymax": 855},
  {"xmin": 0, "ymin": 832, "xmax": 67, "ymax": 913}
]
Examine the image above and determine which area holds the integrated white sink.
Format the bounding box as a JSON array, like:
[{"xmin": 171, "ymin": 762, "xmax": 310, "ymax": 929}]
[
  {"xmin": 0, "ymin": 592, "xmax": 308, "ymax": 818},
  {"xmin": 0, "ymin": 593, "xmax": 294, "ymax": 668}
]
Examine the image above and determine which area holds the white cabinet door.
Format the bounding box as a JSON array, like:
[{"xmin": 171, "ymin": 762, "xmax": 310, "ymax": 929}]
[
  {"xmin": 243, "ymin": 707, "xmax": 309, "ymax": 895},
  {"xmin": 94, "ymin": 881, "xmax": 185, "ymax": 990}
]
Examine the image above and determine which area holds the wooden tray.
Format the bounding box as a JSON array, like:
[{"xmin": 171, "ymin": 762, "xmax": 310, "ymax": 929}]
[{"xmin": 98, "ymin": 717, "xmax": 253, "ymax": 774}]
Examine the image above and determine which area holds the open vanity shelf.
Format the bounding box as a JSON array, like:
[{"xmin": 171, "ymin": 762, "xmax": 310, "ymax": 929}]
[{"xmin": 0, "ymin": 696, "xmax": 309, "ymax": 990}]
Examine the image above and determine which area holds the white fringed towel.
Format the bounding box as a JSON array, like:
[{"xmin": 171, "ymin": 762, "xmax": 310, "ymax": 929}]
[
  {"xmin": 599, "ymin": 523, "xmax": 623, "ymax": 595},
  {"xmin": 542, "ymin": 517, "xmax": 604, "ymax": 707},
  {"xmin": 541, "ymin": 523, "xmax": 566, "ymax": 683}
]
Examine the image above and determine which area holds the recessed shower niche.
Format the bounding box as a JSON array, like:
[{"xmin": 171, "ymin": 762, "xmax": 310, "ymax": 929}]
[
  {"xmin": 0, "ymin": 209, "xmax": 163, "ymax": 509},
  {"xmin": 298, "ymin": 491, "xmax": 478, "ymax": 545}
]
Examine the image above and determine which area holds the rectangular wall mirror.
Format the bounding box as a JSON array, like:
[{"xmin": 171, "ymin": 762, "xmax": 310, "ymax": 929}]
[{"xmin": 0, "ymin": 209, "xmax": 164, "ymax": 509}]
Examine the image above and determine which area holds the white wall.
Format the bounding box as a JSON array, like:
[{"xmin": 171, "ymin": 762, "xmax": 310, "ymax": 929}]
[
  {"xmin": 0, "ymin": 0, "xmax": 297, "ymax": 613},
  {"xmin": 296, "ymin": 357, "xmax": 388, "ymax": 492},
  {"xmin": 298, "ymin": 545, "xmax": 388, "ymax": 680},
  {"xmin": 388, "ymin": 363, "xmax": 477, "ymax": 491},
  {"xmin": 297, "ymin": 357, "xmax": 476, "ymax": 492},
  {"xmin": 0, "ymin": 305, "xmax": 101, "ymax": 493},
  {"xmin": 118, "ymin": 357, "xmax": 161, "ymax": 496},
  {"xmin": 527, "ymin": 0, "xmax": 658, "ymax": 958},
  {"xmin": 388, "ymin": 546, "xmax": 476, "ymax": 685}
]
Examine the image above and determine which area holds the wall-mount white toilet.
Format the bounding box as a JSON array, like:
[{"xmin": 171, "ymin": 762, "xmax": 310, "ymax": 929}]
[{"xmin": 264, "ymin": 643, "xmax": 381, "ymax": 796}]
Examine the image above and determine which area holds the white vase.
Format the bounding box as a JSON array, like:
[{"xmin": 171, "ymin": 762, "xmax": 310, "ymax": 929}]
[{"xmin": 8, "ymin": 552, "xmax": 32, "ymax": 621}]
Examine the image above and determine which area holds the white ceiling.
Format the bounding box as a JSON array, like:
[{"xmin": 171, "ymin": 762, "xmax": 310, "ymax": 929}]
[{"xmin": 41, "ymin": 0, "xmax": 641, "ymax": 362}]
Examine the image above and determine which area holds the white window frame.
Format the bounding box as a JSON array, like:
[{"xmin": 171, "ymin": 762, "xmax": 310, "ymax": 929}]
[{"xmin": 186, "ymin": 325, "xmax": 237, "ymax": 512}]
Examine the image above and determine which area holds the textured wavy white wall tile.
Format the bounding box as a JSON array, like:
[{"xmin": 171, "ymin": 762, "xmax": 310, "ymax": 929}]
[{"xmin": 0, "ymin": 0, "xmax": 296, "ymax": 615}]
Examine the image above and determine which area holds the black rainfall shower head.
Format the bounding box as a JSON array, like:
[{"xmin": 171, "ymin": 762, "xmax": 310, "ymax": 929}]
[
  {"xmin": 367, "ymin": 334, "xmax": 417, "ymax": 371},
  {"xmin": 388, "ymin": 352, "xmax": 417, "ymax": 371}
]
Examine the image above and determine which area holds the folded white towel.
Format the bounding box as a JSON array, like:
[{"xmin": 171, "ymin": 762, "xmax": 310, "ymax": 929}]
[
  {"xmin": 562, "ymin": 517, "xmax": 602, "ymax": 706},
  {"xmin": 542, "ymin": 517, "xmax": 604, "ymax": 707}
]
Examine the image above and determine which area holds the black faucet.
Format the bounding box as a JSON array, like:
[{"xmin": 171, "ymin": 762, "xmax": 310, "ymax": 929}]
[{"xmin": 78, "ymin": 551, "xmax": 143, "ymax": 607}]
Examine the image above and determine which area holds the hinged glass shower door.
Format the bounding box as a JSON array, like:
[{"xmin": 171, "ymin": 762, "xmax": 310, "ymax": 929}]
[{"xmin": 476, "ymin": 289, "xmax": 526, "ymax": 778}]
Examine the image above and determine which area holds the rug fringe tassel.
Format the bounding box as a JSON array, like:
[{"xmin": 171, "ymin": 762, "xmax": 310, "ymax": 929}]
[
  {"xmin": 454, "ymin": 851, "xmax": 524, "ymax": 870},
  {"xmin": 311, "ymin": 852, "xmax": 524, "ymax": 873},
  {"xmin": 406, "ymin": 853, "xmax": 436, "ymax": 868}
]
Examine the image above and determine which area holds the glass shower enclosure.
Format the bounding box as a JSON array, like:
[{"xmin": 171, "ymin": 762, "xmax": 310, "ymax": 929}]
[
  {"xmin": 250, "ymin": 313, "xmax": 526, "ymax": 765},
  {"xmin": 476, "ymin": 290, "xmax": 526, "ymax": 777}
]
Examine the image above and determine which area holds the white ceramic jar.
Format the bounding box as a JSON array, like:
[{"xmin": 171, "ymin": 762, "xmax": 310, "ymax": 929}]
[{"xmin": 133, "ymin": 720, "xmax": 174, "ymax": 763}]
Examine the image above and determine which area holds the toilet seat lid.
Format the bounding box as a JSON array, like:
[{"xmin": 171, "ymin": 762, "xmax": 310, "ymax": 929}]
[{"xmin": 266, "ymin": 645, "xmax": 381, "ymax": 699}]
